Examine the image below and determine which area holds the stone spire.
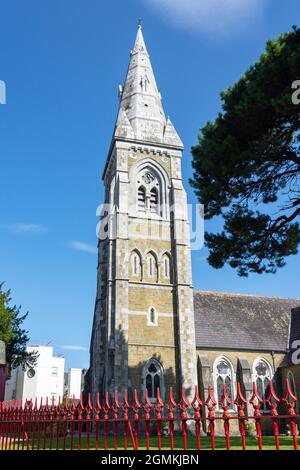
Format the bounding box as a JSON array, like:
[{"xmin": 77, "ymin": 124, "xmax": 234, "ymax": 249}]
[{"xmin": 114, "ymin": 24, "xmax": 183, "ymax": 148}]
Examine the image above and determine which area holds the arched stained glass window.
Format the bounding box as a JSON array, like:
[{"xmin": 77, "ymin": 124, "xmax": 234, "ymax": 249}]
[
  {"xmin": 144, "ymin": 359, "xmax": 164, "ymax": 402},
  {"xmin": 214, "ymin": 357, "xmax": 235, "ymax": 410},
  {"xmin": 253, "ymin": 359, "xmax": 272, "ymax": 411}
]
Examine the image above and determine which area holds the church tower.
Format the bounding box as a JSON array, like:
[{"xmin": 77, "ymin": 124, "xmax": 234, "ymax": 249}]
[{"xmin": 89, "ymin": 25, "xmax": 197, "ymax": 400}]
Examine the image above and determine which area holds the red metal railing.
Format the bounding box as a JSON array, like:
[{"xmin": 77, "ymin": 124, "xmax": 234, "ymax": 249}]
[{"xmin": 0, "ymin": 380, "xmax": 299, "ymax": 451}]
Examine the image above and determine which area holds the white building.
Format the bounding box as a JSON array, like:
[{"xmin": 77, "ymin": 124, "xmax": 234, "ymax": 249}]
[
  {"xmin": 66, "ymin": 368, "xmax": 84, "ymax": 399},
  {"xmin": 5, "ymin": 346, "xmax": 64, "ymax": 404}
]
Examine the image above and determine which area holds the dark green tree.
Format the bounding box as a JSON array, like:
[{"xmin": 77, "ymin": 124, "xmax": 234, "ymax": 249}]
[
  {"xmin": 191, "ymin": 27, "xmax": 300, "ymax": 276},
  {"xmin": 0, "ymin": 283, "xmax": 37, "ymax": 374}
]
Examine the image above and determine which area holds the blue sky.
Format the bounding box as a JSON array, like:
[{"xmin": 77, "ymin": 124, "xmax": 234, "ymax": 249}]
[{"xmin": 0, "ymin": 0, "xmax": 299, "ymax": 369}]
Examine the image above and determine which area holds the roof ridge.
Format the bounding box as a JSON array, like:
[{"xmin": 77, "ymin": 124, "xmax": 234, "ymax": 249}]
[{"xmin": 193, "ymin": 290, "xmax": 300, "ymax": 301}]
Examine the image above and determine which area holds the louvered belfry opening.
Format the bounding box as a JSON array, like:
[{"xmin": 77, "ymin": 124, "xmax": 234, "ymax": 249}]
[
  {"xmin": 138, "ymin": 186, "xmax": 146, "ymax": 210},
  {"xmin": 150, "ymin": 187, "xmax": 158, "ymax": 213}
]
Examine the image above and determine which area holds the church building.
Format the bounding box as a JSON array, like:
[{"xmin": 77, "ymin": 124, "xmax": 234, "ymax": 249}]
[{"xmin": 88, "ymin": 25, "xmax": 300, "ymax": 409}]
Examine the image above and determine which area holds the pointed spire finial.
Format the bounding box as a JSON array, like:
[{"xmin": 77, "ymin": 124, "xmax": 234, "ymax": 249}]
[{"xmin": 138, "ymin": 17, "xmax": 142, "ymax": 29}]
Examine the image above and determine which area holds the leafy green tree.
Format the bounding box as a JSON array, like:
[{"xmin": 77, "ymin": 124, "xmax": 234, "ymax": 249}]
[
  {"xmin": 0, "ymin": 283, "xmax": 37, "ymax": 374},
  {"xmin": 191, "ymin": 27, "xmax": 300, "ymax": 276}
]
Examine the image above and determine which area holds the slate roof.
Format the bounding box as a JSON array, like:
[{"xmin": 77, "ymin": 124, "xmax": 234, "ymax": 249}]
[{"xmin": 193, "ymin": 291, "xmax": 300, "ymax": 352}]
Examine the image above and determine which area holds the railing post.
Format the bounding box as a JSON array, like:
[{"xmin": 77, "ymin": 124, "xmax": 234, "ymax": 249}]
[
  {"xmin": 36, "ymin": 398, "xmax": 43, "ymax": 451},
  {"xmin": 191, "ymin": 386, "xmax": 202, "ymax": 451},
  {"xmin": 103, "ymin": 392, "xmax": 110, "ymax": 450},
  {"xmin": 30, "ymin": 398, "xmax": 38, "ymax": 451},
  {"xmin": 167, "ymin": 387, "xmax": 177, "ymax": 451},
  {"xmin": 62, "ymin": 398, "xmax": 68, "ymax": 450},
  {"xmin": 123, "ymin": 390, "xmax": 129, "ymax": 450},
  {"xmin": 49, "ymin": 396, "xmax": 55, "ymax": 451},
  {"xmin": 283, "ymin": 379, "xmax": 299, "ymax": 451},
  {"xmin": 93, "ymin": 392, "xmax": 101, "ymax": 451},
  {"xmin": 179, "ymin": 387, "xmax": 189, "ymax": 451},
  {"xmin": 154, "ymin": 388, "xmax": 164, "ymax": 451},
  {"xmin": 132, "ymin": 389, "xmax": 141, "ymax": 451},
  {"xmin": 204, "ymin": 386, "xmax": 217, "ymax": 451},
  {"xmin": 219, "ymin": 384, "xmax": 232, "ymax": 450},
  {"xmin": 112, "ymin": 390, "xmax": 120, "ymax": 450},
  {"xmin": 77, "ymin": 395, "xmax": 84, "ymax": 451},
  {"xmin": 55, "ymin": 397, "xmax": 61, "ymax": 450},
  {"xmin": 142, "ymin": 389, "xmax": 152, "ymax": 451},
  {"xmin": 250, "ymin": 382, "xmax": 263, "ymax": 451},
  {"xmin": 234, "ymin": 383, "xmax": 247, "ymax": 451},
  {"xmin": 266, "ymin": 381, "xmax": 281, "ymax": 451},
  {"xmin": 85, "ymin": 393, "xmax": 92, "ymax": 451},
  {"xmin": 69, "ymin": 396, "xmax": 76, "ymax": 451}
]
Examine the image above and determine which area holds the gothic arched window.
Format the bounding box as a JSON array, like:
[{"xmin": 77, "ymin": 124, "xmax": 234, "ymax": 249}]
[
  {"xmin": 138, "ymin": 186, "xmax": 146, "ymax": 211},
  {"xmin": 253, "ymin": 358, "xmax": 272, "ymax": 411},
  {"xmin": 146, "ymin": 252, "xmax": 157, "ymax": 280},
  {"xmin": 213, "ymin": 357, "xmax": 235, "ymax": 410},
  {"xmin": 161, "ymin": 253, "xmax": 173, "ymax": 282},
  {"xmin": 143, "ymin": 359, "xmax": 164, "ymax": 402},
  {"xmin": 150, "ymin": 308, "xmax": 155, "ymax": 324},
  {"xmin": 135, "ymin": 169, "xmax": 163, "ymax": 217},
  {"xmin": 129, "ymin": 160, "xmax": 169, "ymax": 220},
  {"xmin": 130, "ymin": 250, "xmax": 142, "ymax": 280}
]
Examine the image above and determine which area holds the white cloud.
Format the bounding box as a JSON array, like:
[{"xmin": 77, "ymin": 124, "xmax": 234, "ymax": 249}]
[
  {"xmin": 70, "ymin": 240, "xmax": 97, "ymax": 254},
  {"xmin": 144, "ymin": 0, "xmax": 267, "ymax": 36},
  {"xmin": 0, "ymin": 223, "xmax": 48, "ymax": 235},
  {"xmin": 59, "ymin": 345, "xmax": 88, "ymax": 352}
]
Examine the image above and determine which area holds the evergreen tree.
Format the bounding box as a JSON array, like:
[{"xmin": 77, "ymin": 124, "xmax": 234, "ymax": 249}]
[
  {"xmin": 191, "ymin": 27, "xmax": 300, "ymax": 276},
  {"xmin": 0, "ymin": 283, "xmax": 37, "ymax": 374}
]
